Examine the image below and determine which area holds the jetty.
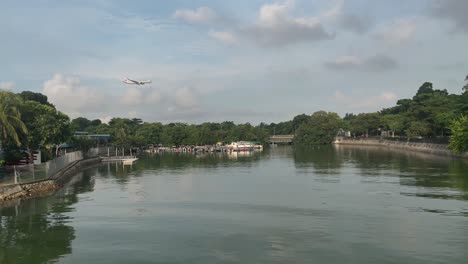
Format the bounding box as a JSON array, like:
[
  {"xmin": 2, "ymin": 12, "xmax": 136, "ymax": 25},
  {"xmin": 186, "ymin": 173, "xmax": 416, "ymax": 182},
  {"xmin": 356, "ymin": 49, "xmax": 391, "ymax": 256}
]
[{"xmin": 101, "ymin": 156, "xmax": 138, "ymax": 165}]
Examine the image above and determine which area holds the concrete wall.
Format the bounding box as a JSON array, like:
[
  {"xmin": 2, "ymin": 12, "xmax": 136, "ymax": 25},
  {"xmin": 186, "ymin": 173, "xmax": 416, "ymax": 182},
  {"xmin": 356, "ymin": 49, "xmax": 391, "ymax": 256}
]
[
  {"xmin": 333, "ymin": 137, "xmax": 468, "ymax": 159},
  {"xmin": 0, "ymin": 157, "xmax": 101, "ymax": 202}
]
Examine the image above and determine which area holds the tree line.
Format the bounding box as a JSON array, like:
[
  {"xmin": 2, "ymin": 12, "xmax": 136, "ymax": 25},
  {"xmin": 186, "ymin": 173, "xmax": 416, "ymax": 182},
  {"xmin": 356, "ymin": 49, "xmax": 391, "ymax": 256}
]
[
  {"xmin": 1, "ymin": 77, "xmax": 467, "ymax": 165},
  {"xmin": 294, "ymin": 81, "xmax": 468, "ymax": 153},
  {"xmin": 0, "ymin": 91, "xmax": 70, "ymax": 164}
]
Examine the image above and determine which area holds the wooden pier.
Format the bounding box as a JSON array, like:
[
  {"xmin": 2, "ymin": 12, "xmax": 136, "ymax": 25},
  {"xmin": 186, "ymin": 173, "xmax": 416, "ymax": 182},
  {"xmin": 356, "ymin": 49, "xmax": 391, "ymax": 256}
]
[
  {"xmin": 269, "ymin": 135, "xmax": 295, "ymax": 144},
  {"xmin": 101, "ymin": 156, "xmax": 138, "ymax": 165}
]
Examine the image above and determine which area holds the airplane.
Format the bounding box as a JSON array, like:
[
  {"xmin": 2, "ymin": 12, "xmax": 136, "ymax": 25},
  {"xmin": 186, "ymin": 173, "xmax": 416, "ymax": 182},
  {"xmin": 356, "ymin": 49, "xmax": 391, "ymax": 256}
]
[{"xmin": 123, "ymin": 78, "xmax": 152, "ymax": 85}]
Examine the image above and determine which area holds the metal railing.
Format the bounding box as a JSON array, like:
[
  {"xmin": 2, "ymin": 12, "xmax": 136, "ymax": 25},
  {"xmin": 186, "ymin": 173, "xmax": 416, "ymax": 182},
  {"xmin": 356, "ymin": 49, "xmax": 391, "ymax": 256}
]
[
  {"xmin": 0, "ymin": 151, "xmax": 83, "ymax": 187},
  {"xmin": 44, "ymin": 151, "xmax": 83, "ymax": 178},
  {"xmin": 344, "ymin": 136, "xmax": 449, "ymax": 145}
]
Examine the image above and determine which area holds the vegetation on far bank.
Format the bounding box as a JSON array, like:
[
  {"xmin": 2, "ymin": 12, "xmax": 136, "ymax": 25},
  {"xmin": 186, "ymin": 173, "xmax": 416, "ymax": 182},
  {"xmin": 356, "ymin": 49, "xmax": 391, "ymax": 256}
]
[{"xmin": 0, "ymin": 76, "xmax": 467, "ymax": 165}]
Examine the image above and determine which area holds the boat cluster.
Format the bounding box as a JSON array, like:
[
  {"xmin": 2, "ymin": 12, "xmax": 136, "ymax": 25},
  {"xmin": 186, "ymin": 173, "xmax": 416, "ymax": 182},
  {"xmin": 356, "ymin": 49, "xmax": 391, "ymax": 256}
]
[{"xmin": 144, "ymin": 141, "xmax": 263, "ymax": 153}]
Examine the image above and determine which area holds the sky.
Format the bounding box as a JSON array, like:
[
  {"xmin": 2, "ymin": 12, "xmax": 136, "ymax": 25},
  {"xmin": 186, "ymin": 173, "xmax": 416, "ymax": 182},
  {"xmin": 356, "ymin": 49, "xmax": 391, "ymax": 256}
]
[{"xmin": 0, "ymin": 0, "xmax": 467, "ymax": 124}]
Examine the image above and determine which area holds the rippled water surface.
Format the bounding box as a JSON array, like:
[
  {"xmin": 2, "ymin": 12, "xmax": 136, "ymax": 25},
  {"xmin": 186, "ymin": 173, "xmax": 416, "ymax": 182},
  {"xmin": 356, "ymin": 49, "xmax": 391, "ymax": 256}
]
[{"xmin": 1, "ymin": 146, "xmax": 468, "ymax": 264}]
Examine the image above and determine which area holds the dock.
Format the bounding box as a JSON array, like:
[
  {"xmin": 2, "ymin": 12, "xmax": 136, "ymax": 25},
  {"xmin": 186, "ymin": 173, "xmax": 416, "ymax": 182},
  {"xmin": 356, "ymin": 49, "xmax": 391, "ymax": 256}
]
[{"xmin": 101, "ymin": 156, "xmax": 138, "ymax": 165}]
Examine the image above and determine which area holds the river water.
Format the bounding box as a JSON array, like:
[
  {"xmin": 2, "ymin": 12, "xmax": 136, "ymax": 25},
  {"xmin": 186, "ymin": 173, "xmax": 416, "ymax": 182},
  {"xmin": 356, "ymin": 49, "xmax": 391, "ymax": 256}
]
[{"xmin": 1, "ymin": 146, "xmax": 468, "ymax": 264}]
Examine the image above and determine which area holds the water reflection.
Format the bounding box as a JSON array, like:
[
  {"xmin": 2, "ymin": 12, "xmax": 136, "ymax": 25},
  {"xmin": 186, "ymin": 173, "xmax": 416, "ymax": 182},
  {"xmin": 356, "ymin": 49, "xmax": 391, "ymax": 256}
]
[
  {"xmin": 1, "ymin": 146, "xmax": 468, "ymax": 264},
  {"xmin": 293, "ymin": 146, "xmax": 344, "ymax": 175},
  {"xmin": 97, "ymin": 151, "xmax": 266, "ymax": 181},
  {"xmin": 333, "ymin": 145, "xmax": 468, "ymax": 200},
  {"xmin": 0, "ymin": 169, "xmax": 95, "ymax": 264}
]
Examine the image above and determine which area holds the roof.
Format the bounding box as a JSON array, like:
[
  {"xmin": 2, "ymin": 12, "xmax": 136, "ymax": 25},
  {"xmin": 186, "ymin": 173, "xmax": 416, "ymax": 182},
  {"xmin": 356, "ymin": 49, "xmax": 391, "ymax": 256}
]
[{"xmin": 89, "ymin": 134, "xmax": 112, "ymax": 139}]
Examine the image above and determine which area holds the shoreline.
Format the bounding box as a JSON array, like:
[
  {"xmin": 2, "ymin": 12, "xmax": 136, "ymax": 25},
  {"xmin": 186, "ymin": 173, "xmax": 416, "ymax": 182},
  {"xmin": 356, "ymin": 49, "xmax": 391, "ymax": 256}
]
[
  {"xmin": 332, "ymin": 137, "xmax": 468, "ymax": 159},
  {"xmin": 0, "ymin": 157, "xmax": 101, "ymax": 202}
]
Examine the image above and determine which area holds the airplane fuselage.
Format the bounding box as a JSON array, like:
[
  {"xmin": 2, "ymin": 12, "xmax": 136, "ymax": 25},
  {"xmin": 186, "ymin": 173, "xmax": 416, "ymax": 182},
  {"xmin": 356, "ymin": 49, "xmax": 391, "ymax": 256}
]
[{"xmin": 123, "ymin": 78, "xmax": 152, "ymax": 85}]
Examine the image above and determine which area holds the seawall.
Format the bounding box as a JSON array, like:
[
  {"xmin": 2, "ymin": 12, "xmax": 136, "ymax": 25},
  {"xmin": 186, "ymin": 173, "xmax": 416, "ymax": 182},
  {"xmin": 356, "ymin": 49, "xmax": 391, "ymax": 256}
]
[
  {"xmin": 0, "ymin": 157, "xmax": 101, "ymax": 202},
  {"xmin": 333, "ymin": 137, "xmax": 468, "ymax": 159}
]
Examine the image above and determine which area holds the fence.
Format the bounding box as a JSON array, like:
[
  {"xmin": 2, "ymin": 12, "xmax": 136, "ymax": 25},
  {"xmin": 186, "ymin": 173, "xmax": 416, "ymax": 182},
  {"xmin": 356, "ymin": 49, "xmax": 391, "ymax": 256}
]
[
  {"xmin": 0, "ymin": 151, "xmax": 83, "ymax": 187},
  {"xmin": 351, "ymin": 136, "xmax": 450, "ymax": 145},
  {"xmin": 88, "ymin": 147, "xmax": 136, "ymax": 157},
  {"xmin": 44, "ymin": 151, "xmax": 83, "ymax": 178}
]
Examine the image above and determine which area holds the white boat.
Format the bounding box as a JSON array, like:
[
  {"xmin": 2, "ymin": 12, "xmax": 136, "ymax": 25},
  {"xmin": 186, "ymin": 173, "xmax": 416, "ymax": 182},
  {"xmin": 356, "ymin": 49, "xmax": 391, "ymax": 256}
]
[
  {"xmin": 227, "ymin": 141, "xmax": 255, "ymax": 151},
  {"xmin": 254, "ymin": 144, "xmax": 263, "ymax": 151}
]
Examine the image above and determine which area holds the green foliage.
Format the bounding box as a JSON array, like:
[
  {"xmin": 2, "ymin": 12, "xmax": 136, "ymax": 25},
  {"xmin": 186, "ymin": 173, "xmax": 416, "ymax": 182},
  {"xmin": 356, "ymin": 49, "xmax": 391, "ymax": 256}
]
[
  {"xmin": 3, "ymin": 75, "xmax": 467, "ymax": 156},
  {"xmin": 364, "ymin": 79, "xmax": 468, "ymax": 139},
  {"xmin": 344, "ymin": 112, "xmax": 382, "ymax": 136},
  {"xmin": 71, "ymin": 117, "xmax": 92, "ymax": 131},
  {"xmin": 71, "ymin": 136, "xmax": 97, "ymax": 156},
  {"xmin": 0, "ymin": 90, "xmax": 28, "ymax": 146},
  {"xmin": 18, "ymin": 91, "xmax": 54, "ymax": 107},
  {"xmin": 292, "ymin": 114, "xmax": 310, "ymax": 132},
  {"xmin": 20, "ymin": 100, "xmax": 71, "ymax": 152},
  {"xmin": 463, "ymin": 75, "xmax": 468, "ymax": 94},
  {"xmin": 2, "ymin": 147, "xmax": 26, "ymax": 162},
  {"xmin": 382, "ymin": 114, "xmax": 405, "ymax": 137},
  {"xmin": 295, "ymin": 111, "xmax": 342, "ymax": 145},
  {"xmin": 405, "ymin": 121, "xmax": 432, "ymax": 138},
  {"xmin": 0, "ymin": 91, "xmax": 72, "ymax": 162},
  {"xmin": 449, "ymin": 115, "xmax": 468, "ymax": 154}
]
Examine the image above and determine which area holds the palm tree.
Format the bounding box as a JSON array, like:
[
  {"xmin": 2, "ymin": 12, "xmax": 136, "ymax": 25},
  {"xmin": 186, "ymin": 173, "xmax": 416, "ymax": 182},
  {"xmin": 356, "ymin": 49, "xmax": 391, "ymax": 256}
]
[
  {"xmin": 0, "ymin": 90, "xmax": 27, "ymax": 146},
  {"xmin": 464, "ymin": 75, "xmax": 468, "ymax": 93}
]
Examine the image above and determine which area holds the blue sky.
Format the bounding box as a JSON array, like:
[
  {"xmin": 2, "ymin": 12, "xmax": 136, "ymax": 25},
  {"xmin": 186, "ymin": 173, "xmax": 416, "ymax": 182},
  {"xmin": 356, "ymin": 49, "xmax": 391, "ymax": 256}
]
[{"xmin": 1, "ymin": 0, "xmax": 467, "ymax": 123}]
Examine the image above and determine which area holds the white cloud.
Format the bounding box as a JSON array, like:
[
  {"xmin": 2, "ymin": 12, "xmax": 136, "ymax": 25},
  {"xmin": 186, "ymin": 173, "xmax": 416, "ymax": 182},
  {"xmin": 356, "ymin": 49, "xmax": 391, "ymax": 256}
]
[
  {"xmin": 375, "ymin": 18, "xmax": 417, "ymax": 45},
  {"xmin": 120, "ymin": 17, "xmax": 166, "ymax": 32},
  {"xmin": 99, "ymin": 116, "xmax": 113, "ymax": 124},
  {"xmin": 121, "ymin": 87, "xmax": 143, "ymax": 106},
  {"xmin": 0, "ymin": 81, "xmax": 15, "ymax": 90},
  {"xmin": 175, "ymin": 87, "xmax": 198, "ymax": 109},
  {"xmin": 325, "ymin": 54, "xmax": 397, "ymax": 72},
  {"xmin": 241, "ymin": 0, "xmax": 333, "ymax": 47},
  {"xmin": 209, "ymin": 30, "xmax": 237, "ymax": 44},
  {"xmin": 145, "ymin": 89, "xmax": 162, "ymax": 104},
  {"xmin": 320, "ymin": 0, "xmax": 344, "ymax": 20},
  {"xmin": 328, "ymin": 56, "xmax": 362, "ymax": 67},
  {"xmin": 42, "ymin": 74, "xmax": 106, "ymax": 115},
  {"xmin": 333, "ymin": 90, "xmax": 397, "ymax": 110},
  {"xmin": 121, "ymin": 86, "xmax": 161, "ymax": 106},
  {"xmin": 173, "ymin": 7, "xmax": 217, "ymax": 24}
]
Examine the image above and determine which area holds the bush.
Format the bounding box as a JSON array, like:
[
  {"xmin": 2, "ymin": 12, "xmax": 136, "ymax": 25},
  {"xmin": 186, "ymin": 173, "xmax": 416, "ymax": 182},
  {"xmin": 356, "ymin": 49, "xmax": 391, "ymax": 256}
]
[{"xmin": 449, "ymin": 115, "xmax": 468, "ymax": 154}]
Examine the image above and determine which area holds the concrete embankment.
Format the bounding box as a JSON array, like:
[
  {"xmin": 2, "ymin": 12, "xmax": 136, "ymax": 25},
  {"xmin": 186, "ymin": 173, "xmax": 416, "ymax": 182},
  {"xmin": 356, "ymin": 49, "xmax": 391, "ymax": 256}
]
[
  {"xmin": 333, "ymin": 138, "xmax": 468, "ymax": 159},
  {"xmin": 0, "ymin": 157, "xmax": 101, "ymax": 202}
]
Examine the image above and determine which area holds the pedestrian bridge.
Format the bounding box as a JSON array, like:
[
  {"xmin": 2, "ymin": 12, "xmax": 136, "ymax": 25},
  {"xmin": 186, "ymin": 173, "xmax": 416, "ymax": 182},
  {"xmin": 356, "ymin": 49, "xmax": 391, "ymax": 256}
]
[{"xmin": 269, "ymin": 135, "xmax": 295, "ymax": 144}]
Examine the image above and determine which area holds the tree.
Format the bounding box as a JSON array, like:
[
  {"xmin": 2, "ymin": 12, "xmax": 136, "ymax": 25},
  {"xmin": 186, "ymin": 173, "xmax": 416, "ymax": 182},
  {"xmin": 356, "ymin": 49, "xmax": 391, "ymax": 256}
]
[
  {"xmin": 405, "ymin": 121, "xmax": 432, "ymax": 138},
  {"xmin": 295, "ymin": 111, "xmax": 342, "ymax": 145},
  {"xmin": 71, "ymin": 136, "xmax": 97, "ymax": 157},
  {"xmin": 19, "ymin": 91, "xmax": 54, "ymax": 107},
  {"xmin": 0, "ymin": 91, "xmax": 27, "ymax": 146},
  {"xmin": 90, "ymin": 119, "xmax": 102, "ymax": 127},
  {"xmin": 434, "ymin": 112, "xmax": 455, "ymax": 136},
  {"xmin": 449, "ymin": 115, "xmax": 468, "ymax": 154},
  {"xmin": 113, "ymin": 125, "xmax": 129, "ymax": 148},
  {"xmin": 71, "ymin": 117, "xmax": 92, "ymax": 131},
  {"xmin": 413, "ymin": 82, "xmax": 434, "ymax": 102},
  {"xmin": 20, "ymin": 100, "xmax": 71, "ymax": 160},
  {"xmin": 348, "ymin": 113, "xmax": 382, "ymax": 136},
  {"xmin": 463, "ymin": 75, "xmax": 468, "ymax": 94},
  {"xmin": 136, "ymin": 122, "xmax": 163, "ymax": 145},
  {"xmin": 292, "ymin": 114, "xmax": 310, "ymax": 133},
  {"xmin": 382, "ymin": 115, "xmax": 405, "ymax": 137}
]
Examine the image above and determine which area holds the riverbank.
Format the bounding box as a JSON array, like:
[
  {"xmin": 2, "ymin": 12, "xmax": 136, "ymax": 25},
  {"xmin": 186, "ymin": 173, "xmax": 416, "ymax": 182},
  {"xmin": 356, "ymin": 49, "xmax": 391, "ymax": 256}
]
[
  {"xmin": 0, "ymin": 157, "xmax": 101, "ymax": 202},
  {"xmin": 333, "ymin": 137, "xmax": 468, "ymax": 159}
]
